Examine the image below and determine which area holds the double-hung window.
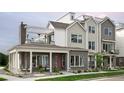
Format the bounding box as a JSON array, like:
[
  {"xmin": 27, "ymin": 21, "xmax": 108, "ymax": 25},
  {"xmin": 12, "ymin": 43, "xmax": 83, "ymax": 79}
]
[
  {"xmin": 104, "ymin": 27, "xmax": 112, "ymax": 36},
  {"xmin": 89, "ymin": 41, "xmax": 95, "ymax": 50},
  {"xmin": 89, "ymin": 26, "xmax": 95, "ymax": 33}
]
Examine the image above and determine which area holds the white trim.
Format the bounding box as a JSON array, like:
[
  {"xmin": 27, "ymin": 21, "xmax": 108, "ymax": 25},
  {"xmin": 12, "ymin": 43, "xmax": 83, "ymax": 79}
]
[
  {"xmin": 30, "ymin": 51, "xmax": 32, "ymax": 73},
  {"xmin": 100, "ymin": 17, "xmax": 115, "ymax": 27},
  {"xmin": 17, "ymin": 49, "xmax": 69, "ymax": 53},
  {"xmin": 102, "ymin": 39, "xmax": 116, "ymax": 43},
  {"xmin": 70, "ymin": 55, "xmax": 84, "ymax": 67},
  {"xmin": 66, "ymin": 21, "xmax": 86, "ymax": 31},
  {"xmin": 9, "ymin": 49, "xmax": 16, "ymax": 53}
]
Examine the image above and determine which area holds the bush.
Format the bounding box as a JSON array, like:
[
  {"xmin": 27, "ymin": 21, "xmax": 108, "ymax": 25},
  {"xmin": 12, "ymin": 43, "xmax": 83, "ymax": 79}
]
[
  {"xmin": 53, "ymin": 67, "xmax": 60, "ymax": 73},
  {"xmin": 77, "ymin": 70, "xmax": 82, "ymax": 73},
  {"xmin": 0, "ymin": 52, "xmax": 8, "ymax": 66}
]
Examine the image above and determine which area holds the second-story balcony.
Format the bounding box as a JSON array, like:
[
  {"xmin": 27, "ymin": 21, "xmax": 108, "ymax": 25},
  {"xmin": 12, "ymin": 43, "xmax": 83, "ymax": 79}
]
[{"xmin": 101, "ymin": 49, "xmax": 119, "ymax": 55}]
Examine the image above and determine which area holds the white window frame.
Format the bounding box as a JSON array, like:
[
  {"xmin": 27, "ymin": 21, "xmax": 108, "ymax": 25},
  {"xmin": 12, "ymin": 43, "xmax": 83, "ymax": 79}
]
[
  {"xmin": 104, "ymin": 27, "xmax": 112, "ymax": 36},
  {"xmin": 70, "ymin": 55, "xmax": 84, "ymax": 67},
  {"xmin": 71, "ymin": 34, "xmax": 82, "ymax": 43},
  {"xmin": 88, "ymin": 41, "xmax": 95, "ymax": 50},
  {"xmin": 89, "ymin": 26, "xmax": 95, "ymax": 33}
]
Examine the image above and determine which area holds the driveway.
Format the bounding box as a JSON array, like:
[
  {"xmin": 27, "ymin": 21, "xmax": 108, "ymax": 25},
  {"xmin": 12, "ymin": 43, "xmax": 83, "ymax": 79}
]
[{"xmin": 90, "ymin": 75, "xmax": 124, "ymax": 81}]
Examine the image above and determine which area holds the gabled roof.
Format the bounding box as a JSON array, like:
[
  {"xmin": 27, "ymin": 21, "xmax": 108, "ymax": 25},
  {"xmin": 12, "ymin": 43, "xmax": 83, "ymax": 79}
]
[
  {"xmin": 100, "ymin": 17, "xmax": 115, "ymax": 26},
  {"xmin": 66, "ymin": 21, "xmax": 86, "ymax": 31},
  {"xmin": 49, "ymin": 21, "xmax": 69, "ymax": 29}
]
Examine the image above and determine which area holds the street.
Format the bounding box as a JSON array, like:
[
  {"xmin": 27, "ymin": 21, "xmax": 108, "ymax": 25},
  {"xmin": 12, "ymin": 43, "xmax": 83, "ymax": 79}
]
[{"xmin": 91, "ymin": 75, "xmax": 124, "ymax": 81}]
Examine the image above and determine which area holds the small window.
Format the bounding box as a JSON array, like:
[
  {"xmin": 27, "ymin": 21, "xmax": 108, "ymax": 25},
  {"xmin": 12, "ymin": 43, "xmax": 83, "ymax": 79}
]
[
  {"xmin": 89, "ymin": 41, "xmax": 95, "ymax": 50},
  {"xmin": 71, "ymin": 56, "xmax": 74, "ymax": 66},
  {"xmin": 51, "ymin": 34, "xmax": 54, "ymax": 42},
  {"xmin": 104, "ymin": 28, "xmax": 108, "ymax": 35},
  {"xmin": 92, "ymin": 42, "xmax": 95, "ymax": 50},
  {"xmin": 88, "ymin": 41, "xmax": 92, "ymax": 49},
  {"xmin": 108, "ymin": 28, "xmax": 112, "ymax": 36},
  {"xmin": 92, "ymin": 26, "xmax": 95, "ymax": 33},
  {"xmin": 71, "ymin": 34, "xmax": 77, "ymax": 43},
  {"xmin": 75, "ymin": 56, "xmax": 79, "ymax": 66},
  {"xmin": 78, "ymin": 35, "xmax": 82, "ymax": 43},
  {"xmin": 89, "ymin": 26, "xmax": 91, "ymax": 33}
]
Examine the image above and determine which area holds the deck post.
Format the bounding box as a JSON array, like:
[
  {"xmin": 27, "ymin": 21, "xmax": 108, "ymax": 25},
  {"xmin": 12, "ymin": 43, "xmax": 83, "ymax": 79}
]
[
  {"xmin": 50, "ymin": 52, "xmax": 52, "ymax": 73},
  {"xmin": 30, "ymin": 51, "xmax": 32, "ymax": 73},
  {"xmin": 109, "ymin": 56, "xmax": 112, "ymax": 69},
  {"xmin": 67, "ymin": 52, "xmax": 70, "ymax": 72}
]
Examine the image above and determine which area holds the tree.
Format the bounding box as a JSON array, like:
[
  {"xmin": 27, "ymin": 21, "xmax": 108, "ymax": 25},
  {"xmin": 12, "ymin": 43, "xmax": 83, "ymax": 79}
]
[
  {"xmin": 94, "ymin": 52, "xmax": 104, "ymax": 69},
  {"xmin": 0, "ymin": 52, "xmax": 8, "ymax": 66}
]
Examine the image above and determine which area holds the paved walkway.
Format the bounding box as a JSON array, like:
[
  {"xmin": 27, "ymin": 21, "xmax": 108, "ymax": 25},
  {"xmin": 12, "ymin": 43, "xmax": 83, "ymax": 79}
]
[{"xmin": 0, "ymin": 67, "xmax": 108, "ymax": 81}]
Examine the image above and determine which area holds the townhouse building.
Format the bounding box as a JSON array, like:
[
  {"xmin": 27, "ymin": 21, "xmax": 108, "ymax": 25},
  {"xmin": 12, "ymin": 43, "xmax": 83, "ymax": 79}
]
[{"xmin": 8, "ymin": 12, "xmax": 118, "ymax": 74}]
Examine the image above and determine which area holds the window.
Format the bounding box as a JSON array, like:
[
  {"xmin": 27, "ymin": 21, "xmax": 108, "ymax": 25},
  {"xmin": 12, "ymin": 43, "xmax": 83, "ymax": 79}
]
[
  {"xmin": 70, "ymin": 55, "xmax": 84, "ymax": 67},
  {"xmin": 89, "ymin": 26, "xmax": 95, "ymax": 33},
  {"xmin": 103, "ymin": 43, "xmax": 113, "ymax": 52},
  {"xmin": 89, "ymin": 41, "xmax": 95, "ymax": 50},
  {"xmin": 88, "ymin": 41, "xmax": 92, "ymax": 49},
  {"xmin": 71, "ymin": 34, "xmax": 77, "ymax": 43},
  {"xmin": 92, "ymin": 26, "xmax": 95, "ymax": 33},
  {"xmin": 71, "ymin": 56, "xmax": 74, "ymax": 66},
  {"xmin": 75, "ymin": 56, "xmax": 79, "ymax": 66},
  {"xmin": 92, "ymin": 42, "xmax": 95, "ymax": 50},
  {"xmin": 78, "ymin": 35, "xmax": 82, "ymax": 43},
  {"xmin": 80, "ymin": 56, "xmax": 84, "ymax": 66},
  {"xmin": 89, "ymin": 26, "xmax": 91, "ymax": 33},
  {"xmin": 104, "ymin": 27, "xmax": 112, "ymax": 36},
  {"xmin": 51, "ymin": 34, "xmax": 54, "ymax": 42},
  {"xmin": 71, "ymin": 34, "xmax": 82, "ymax": 43},
  {"xmin": 104, "ymin": 28, "xmax": 108, "ymax": 35}
]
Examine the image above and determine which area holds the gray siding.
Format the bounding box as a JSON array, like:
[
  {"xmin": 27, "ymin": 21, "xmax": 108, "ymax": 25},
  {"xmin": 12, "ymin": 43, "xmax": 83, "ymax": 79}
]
[
  {"xmin": 101, "ymin": 20, "xmax": 115, "ymax": 40},
  {"xmin": 69, "ymin": 50, "xmax": 88, "ymax": 70}
]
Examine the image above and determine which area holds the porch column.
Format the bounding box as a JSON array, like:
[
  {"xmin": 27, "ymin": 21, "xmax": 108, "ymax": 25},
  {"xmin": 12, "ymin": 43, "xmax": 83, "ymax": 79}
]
[
  {"xmin": 109, "ymin": 56, "xmax": 112, "ymax": 69},
  {"xmin": 30, "ymin": 51, "xmax": 32, "ymax": 73},
  {"xmin": 35, "ymin": 55, "xmax": 38, "ymax": 67},
  {"xmin": 67, "ymin": 52, "xmax": 70, "ymax": 72},
  {"xmin": 50, "ymin": 52, "xmax": 52, "ymax": 73},
  {"xmin": 94, "ymin": 56, "xmax": 97, "ymax": 68},
  {"xmin": 17, "ymin": 52, "xmax": 20, "ymax": 70}
]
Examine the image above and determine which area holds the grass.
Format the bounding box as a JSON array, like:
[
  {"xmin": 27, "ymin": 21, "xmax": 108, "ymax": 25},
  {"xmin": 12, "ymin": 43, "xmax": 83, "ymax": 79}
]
[
  {"xmin": 0, "ymin": 77, "xmax": 7, "ymax": 81},
  {"xmin": 36, "ymin": 70, "xmax": 124, "ymax": 81}
]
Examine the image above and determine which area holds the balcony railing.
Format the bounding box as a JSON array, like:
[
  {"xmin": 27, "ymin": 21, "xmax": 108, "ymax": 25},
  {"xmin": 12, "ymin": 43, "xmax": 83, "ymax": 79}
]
[{"xmin": 101, "ymin": 49, "xmax": 119, "ymax": 55}]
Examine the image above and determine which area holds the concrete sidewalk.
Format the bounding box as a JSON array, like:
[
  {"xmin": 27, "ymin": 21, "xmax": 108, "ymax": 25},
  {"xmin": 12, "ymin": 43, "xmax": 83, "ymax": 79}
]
[{"xmin": 0, "ymin": 67, "xmax": 108, "ymax": 81}]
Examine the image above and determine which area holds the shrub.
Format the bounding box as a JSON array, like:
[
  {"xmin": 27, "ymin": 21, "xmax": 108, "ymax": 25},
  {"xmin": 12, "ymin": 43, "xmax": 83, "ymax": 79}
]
[
  {"xmin": 77, "ymin": 70, "xmax": 82, "ymax": 73},
  {"xmin": 0, "ymin": 52, "xmax": 8, "ymax": 66},
  {"xmin": 53, "ymin": 67, "xmax": 60, "ymax": 73}
]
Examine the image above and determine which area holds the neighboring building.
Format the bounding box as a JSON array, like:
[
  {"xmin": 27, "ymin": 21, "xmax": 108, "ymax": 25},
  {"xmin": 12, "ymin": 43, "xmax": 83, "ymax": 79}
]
[
  {"xmin": 116, "ymin": 28, "xmax": 124, "ymax": 67},
  {"xmin": 8, "ymin": 12, "xmax": 119, "ymax": 74}
]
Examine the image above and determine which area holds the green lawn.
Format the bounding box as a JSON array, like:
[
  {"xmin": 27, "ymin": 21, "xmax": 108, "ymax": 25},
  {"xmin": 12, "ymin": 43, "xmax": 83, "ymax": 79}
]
[
  {"xmin": 0, "ymin": 77, "xmax": 7, "ymax": 81},
  {"xmin": 36, "ymin": 70, "xmax": 124, "ymax": 81}
]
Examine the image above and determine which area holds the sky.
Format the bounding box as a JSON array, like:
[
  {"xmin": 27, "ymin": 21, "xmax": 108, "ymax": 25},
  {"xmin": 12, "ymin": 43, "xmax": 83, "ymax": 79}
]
[{"xmin": 1, "ymin": 12, "xmax": 124, "ymax": 54}]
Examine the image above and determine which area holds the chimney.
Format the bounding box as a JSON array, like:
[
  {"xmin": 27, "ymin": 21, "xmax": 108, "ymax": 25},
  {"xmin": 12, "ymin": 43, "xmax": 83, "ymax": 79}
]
[
  {"xmin": 69, "ymin": 12, "xmax": 75, "ymax": 20},
  {"xmin": 19, "ymin": 22, "xmax": 27, "ymax": 44}
]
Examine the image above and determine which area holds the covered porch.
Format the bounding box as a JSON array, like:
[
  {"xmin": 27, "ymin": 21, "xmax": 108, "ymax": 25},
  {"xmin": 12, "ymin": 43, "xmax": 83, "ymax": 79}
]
[{"xmin": 8, "ymin": 45, "xmax": 70, "ymax": 74}]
